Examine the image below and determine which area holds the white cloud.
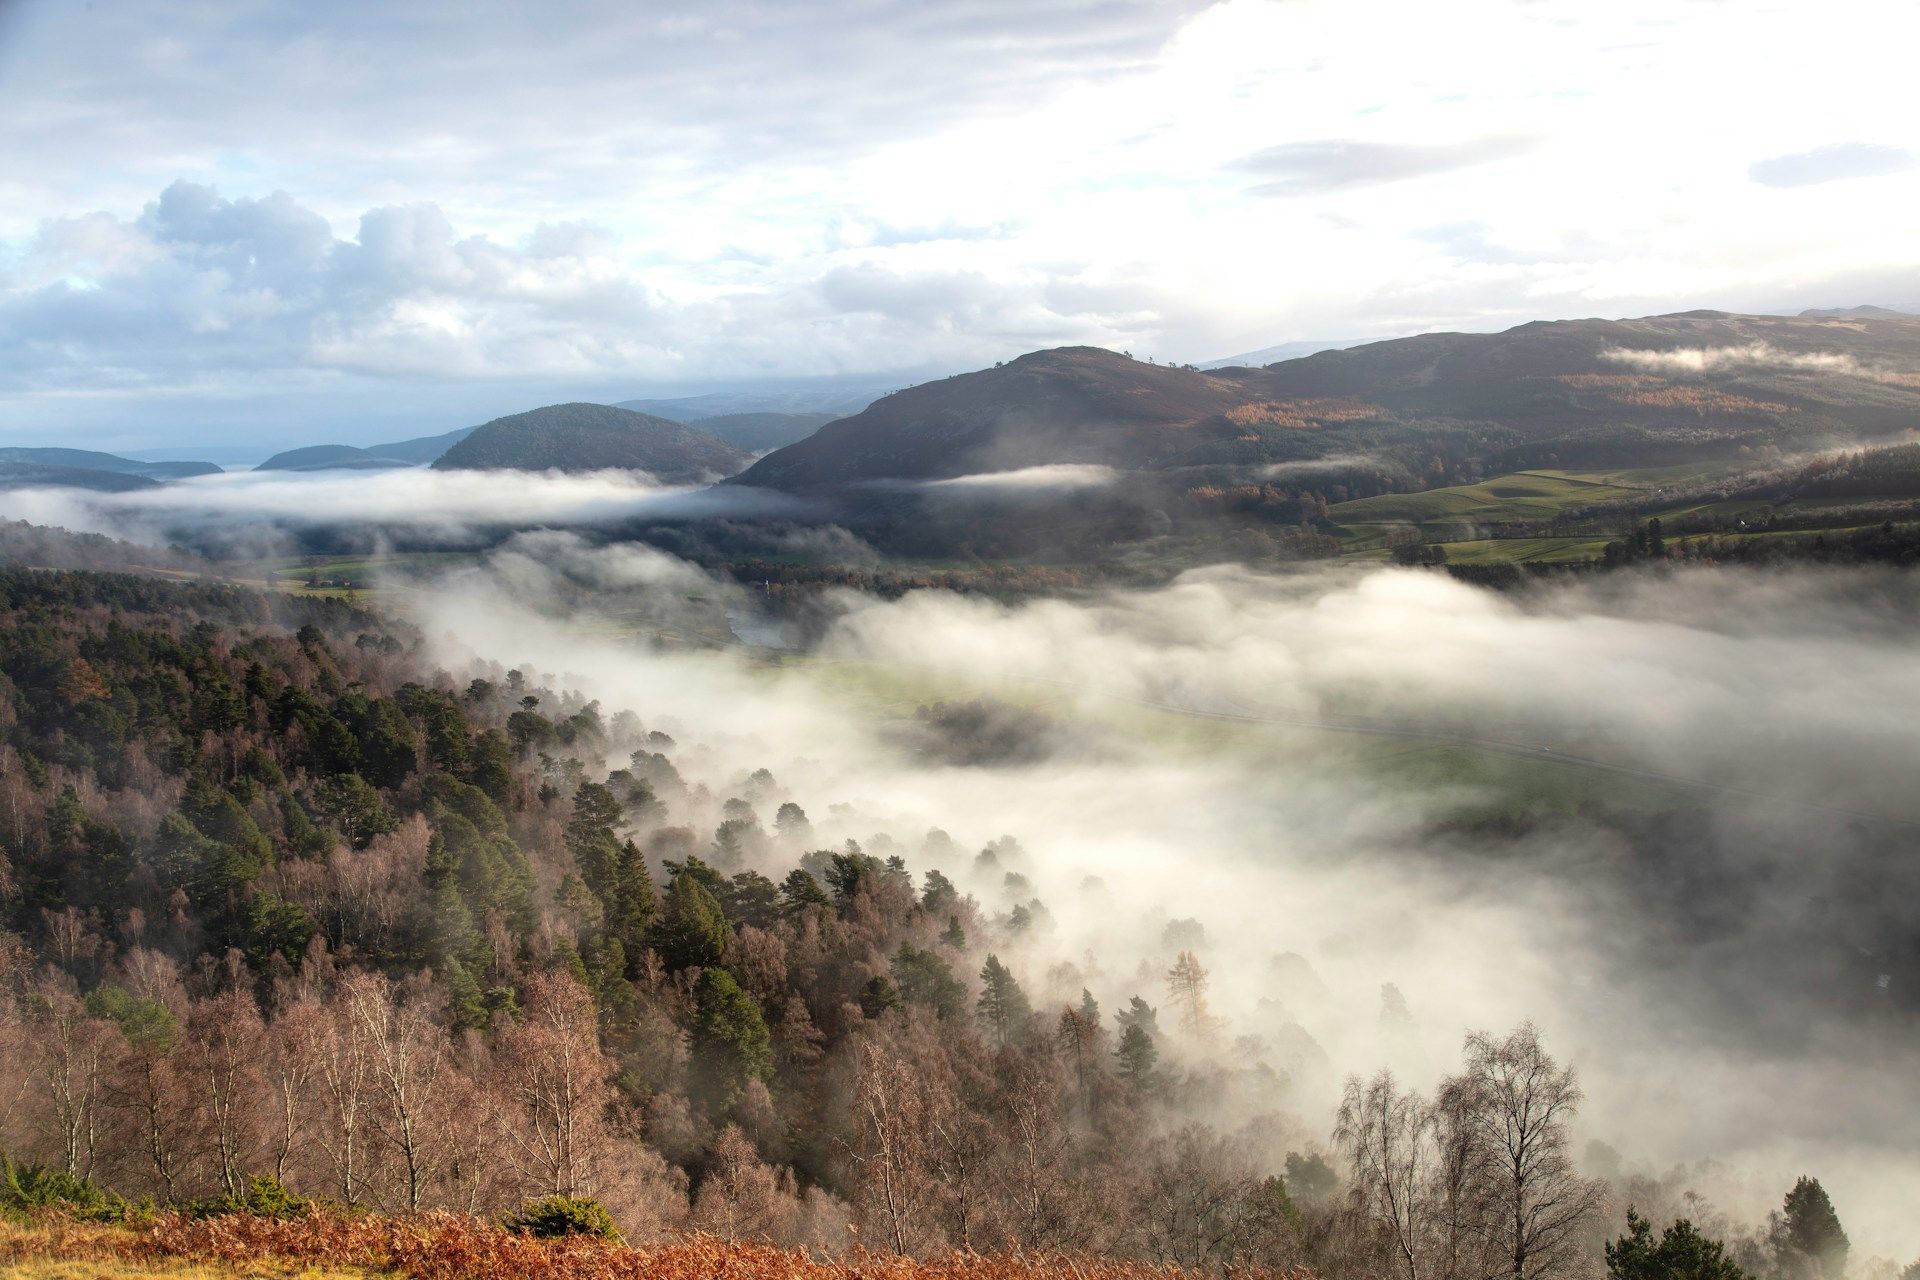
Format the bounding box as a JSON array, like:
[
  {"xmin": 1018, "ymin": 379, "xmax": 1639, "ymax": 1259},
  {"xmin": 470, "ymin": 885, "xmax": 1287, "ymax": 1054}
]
[
  {"xmin": 1600, "ymin": 343, "xmax": 1860, "ymax": 375},
  {"xmin": 6, "ymin": 0, "xmax": 1920, "ymax": 449}
]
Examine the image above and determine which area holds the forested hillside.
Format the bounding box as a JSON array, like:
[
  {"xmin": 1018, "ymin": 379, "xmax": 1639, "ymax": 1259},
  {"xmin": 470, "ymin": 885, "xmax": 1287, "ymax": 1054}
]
[{"xmin": 0, "ymin": 564, "xmax": 1875, "ymax": 1278}]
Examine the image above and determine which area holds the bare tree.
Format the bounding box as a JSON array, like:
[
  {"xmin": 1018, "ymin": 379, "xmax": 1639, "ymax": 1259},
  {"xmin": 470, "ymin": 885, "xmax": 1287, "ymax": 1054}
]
[
  {"xmin": 184, "ymin": 989, "xmax": 265, "ymax": 1198},
  {"xmin": 1336, "ymin": 1069, "xmax": 1436, "ymax": 1280},
  {"xmin": 348, "ymin": 972, "xmax": 457, "ymax": 1212},
  {"xmin": 493, "ymin": 970, "xmax": 615, "ymax": 1197},
  {"xmin": 27, "ymin": 984, "xmax": 117, "ymax": 1179},
  {"xmin": 1438, "ymin": 1024, "xmax": 1602, "ymax": 1280},
  {"xmin": 847, "ymin": 1032, "xmax": 936, "ymax": 1254}
]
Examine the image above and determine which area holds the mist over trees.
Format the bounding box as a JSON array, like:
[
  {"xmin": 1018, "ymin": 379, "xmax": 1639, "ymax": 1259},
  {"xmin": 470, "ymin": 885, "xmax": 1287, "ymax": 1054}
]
[{"xmin": 0, "ymin": 561, "xmax": 1900, "ymax": 1278}]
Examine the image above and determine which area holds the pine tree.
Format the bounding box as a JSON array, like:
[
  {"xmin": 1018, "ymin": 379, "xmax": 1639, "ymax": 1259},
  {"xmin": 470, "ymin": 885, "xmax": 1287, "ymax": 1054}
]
[
  {"xmin": 1115, "ymin": 1022, "xmax": 1159, "ymax": 1086},
  {"xmin": 976, "ymin": 954, "xmax": 1032, "ymax": 1048},
  {"xmin": 691, "ymin": 967, "xmax": 773, "ymax": 1112},
  {"xmin": 1608, "ymin": 1209, "xmax": 1749, "ymax": 1280},
  {"xmin": 652, "ymin": 868, "xmax": 729, "ymax": 971},
  {"xmin": 1780, "ymin": 1177, "xmax": 1850, "ymax": 1279}
]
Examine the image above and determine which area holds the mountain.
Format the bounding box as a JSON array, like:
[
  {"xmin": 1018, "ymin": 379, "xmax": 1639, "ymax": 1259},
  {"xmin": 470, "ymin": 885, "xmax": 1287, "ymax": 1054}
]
[
  {"xmin": 1200, "ymin": 337, "xmax": 1366, "ymax": 369},
  {"xmin": 688, "ymin": 411, "xmax": 837, "ymax": 453},
  {"xmin": 615, "ymin": 384, "xmax": 890, "ymax": 422},
  {"xmin": 0, "ymin": 446, "xmax": 220, "ymax": 481},
  {"xmin": 256, "ymin": 444, "xmax": 412, "ymax": 471},
  {"xmin": 255, "ymin": 425, "xmax": 479, "ymax": 471},
  {"xmin": 735, "ymin": 311, "xmax": 1920, "ymax": 494},
  {"xmin": 0, "ymin": 461, "xmax": 161, "ymax": 492},
  {"xmin": 431, "ymin": 403, "xmax": 753, "ymax": 481},
  {"xmin": 370, "ymin": 424, "xmax": 481, "ymax": 464},
  {"xmin": 731, "ymin": 348, "xmax": 1262, "ymax": 491}
]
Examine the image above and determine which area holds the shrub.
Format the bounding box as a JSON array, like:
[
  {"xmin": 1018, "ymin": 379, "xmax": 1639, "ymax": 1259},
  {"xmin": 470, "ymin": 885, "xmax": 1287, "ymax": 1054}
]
[
  {"xmin": 504, "ymin": 1194, "xmax": 622, "ymax": 1241},
  {"xmin": 0, "ymin": 1155, "xmax": 117, "ymax": 1219},
  {"xmin": 196, "ymin": 1173, "xmax": 309, "ymax": 1220}
]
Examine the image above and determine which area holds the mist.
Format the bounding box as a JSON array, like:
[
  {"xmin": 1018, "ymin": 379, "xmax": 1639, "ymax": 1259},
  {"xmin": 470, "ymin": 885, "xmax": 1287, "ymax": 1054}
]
[
  {"xmin": 0, "ymin": 467, "xmax": 798, "ymax": 547},
  {"xmin": 390, "ymin": 537, "xmax": 1920, "ymax": 1256}
]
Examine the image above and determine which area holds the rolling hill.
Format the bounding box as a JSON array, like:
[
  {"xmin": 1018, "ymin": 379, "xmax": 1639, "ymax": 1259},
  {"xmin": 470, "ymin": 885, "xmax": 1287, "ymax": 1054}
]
[
  {"xmin": 0, "ymin": 460, "xmax": 162, "ymax": 492},
  {"xmin": 735, "ymin": 310, "xmax": 1920, "ymax": 495},
  {"xmin": 0, "ymin": 446, "xmax": 219, "ymax": 481},
  {"xmin": 431, "ymin": 402, "xmax": 752, "ymax": 481},
  {"xmin": 731, "ymin": 347, "xmax": 1264, "ymax": 490},
  {"xmin": 256, "ymin": 425, "xmax": 478, "ymax": 471}
]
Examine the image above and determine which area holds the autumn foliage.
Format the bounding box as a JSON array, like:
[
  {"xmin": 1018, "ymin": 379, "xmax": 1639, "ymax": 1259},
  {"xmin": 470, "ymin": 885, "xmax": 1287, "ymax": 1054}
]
[{"xmin": 0, "ymin": 1209, "xmax": 1317, "ymax": 1280}]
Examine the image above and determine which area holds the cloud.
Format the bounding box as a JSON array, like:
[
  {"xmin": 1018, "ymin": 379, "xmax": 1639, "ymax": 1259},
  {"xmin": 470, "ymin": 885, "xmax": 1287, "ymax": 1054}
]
[
  {"xmin": 1749, "ymin": 143, "xmax": 1915, "ymax": 188},
  {"xmin": 923, "ymin": 463, "xmax": 1120, "ymax": 491},
  {"xmin": 0, "ymin": 466, "xmax": 797, "ymax": 547},
  {"xmin": 1600, "ymin": 342, "xmax": 1860, "ymax": 375},
  {"xmin": 1235, "ymin": 135, "xmax": 1539, "ymax": 197}
]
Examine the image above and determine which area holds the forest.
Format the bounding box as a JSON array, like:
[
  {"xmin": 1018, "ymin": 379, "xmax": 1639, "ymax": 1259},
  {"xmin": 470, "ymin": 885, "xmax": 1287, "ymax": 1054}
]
[{"xmin": 0, "ymin": 560, "xmax": 1895, "ymax": 1280}]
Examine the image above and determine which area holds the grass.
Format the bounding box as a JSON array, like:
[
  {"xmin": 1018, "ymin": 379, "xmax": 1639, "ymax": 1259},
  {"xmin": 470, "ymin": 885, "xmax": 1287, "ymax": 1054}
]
[
  {"xmin": 0, "ymin": 1211, "xmax": 1313, "ymax": 1280},
  {"xmin": 1328, "ymin": 470, "xmax": 1646, "ymax": 531}
]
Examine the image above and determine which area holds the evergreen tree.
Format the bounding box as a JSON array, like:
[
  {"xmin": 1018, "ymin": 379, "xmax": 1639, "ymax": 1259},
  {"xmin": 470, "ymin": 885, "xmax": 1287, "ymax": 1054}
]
[
  {"xmin": 652, "ymin": 868, "xmax": 729, "ymax": 971},
  {"xmin": 1608, "ymin": 1209, "xmax": 1750, "ymax": 1280},
  {"xmin": 976, "ymin": 954, "xmax": 1032, "ymax": 1048},
  {"xmin": 1779, "ymin": 1177, "xmax": 1850, "ymax": 1279},
  {"xmin": 892, "ymin": 942, "xmax": 964, "ymax": 1018},
  {"xmin": 779, "ymin": 868, "xmax": 830, "ymax": 914},
  {"xmin": 1114, "ymin": 1022, "xmax": 1159, "ymax": 1086},
  {"xmin": 691, "ymin": 967, "xmax": 773, "ymax": 1111},
  {"xmin": 859, "ymin": 975, "xmax": 902, "ymax": 1018}
]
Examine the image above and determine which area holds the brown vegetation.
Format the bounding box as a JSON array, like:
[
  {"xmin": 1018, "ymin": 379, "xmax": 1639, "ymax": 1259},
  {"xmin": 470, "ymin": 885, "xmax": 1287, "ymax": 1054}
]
[{"xmin": 0, "ymin": 1211, "xmax": 1317, "ymax": 1280}]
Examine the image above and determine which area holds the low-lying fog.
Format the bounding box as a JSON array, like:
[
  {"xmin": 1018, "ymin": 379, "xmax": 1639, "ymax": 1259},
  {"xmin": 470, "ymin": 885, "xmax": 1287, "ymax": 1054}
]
[
  {"xmin": 1, "ymin": 467, "xmax": 794, "ymax": 546},
  {"xmin": 388, "ymin": 536, "xmax": 1919, "ymax": 1254}
]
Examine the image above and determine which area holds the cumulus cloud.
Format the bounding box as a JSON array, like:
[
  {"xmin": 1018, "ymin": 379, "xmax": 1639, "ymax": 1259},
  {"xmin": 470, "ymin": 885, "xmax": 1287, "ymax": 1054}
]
[
  {"xmin": 1750, "ymin": 142, "xmax": 1915, "ymax": 188},
  {"xmin": 1601, "ymin": 342, "xmax": 1861, "ymax": 375},
  {"xmin": 1235, "ymin": 135, "xmax": 1540, "ymax": 197}
]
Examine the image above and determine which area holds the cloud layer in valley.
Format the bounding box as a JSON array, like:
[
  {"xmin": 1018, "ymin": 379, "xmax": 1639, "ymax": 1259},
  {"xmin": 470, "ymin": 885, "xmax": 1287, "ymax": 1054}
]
[
  {"xmin": 393, "ymin": 539, "xmax": 1920, "ymax": 1252},
  {"xmin": 0, "ymin": 467, "xmax": 796, "ymax": 549}
]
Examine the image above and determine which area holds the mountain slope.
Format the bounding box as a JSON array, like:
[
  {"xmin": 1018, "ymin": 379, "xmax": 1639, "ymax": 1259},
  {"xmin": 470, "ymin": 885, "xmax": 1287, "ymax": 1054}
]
[
  {"xmin": 0, "ymin": 461, "xmax": 162, "ymax": 492},
  {"xmin": 734, "ymin": 312, "xmax": 1920, "ymax": 494},
  {"xmin": 731, "ymin": 347, "xmax": 1261, "ymax": 490},
  {"xmin": 256, "ymin": 425, "xmax": 479, "ymax": 471},
  {"xmin": 0, "ymin": 446, "xmax": 219, "ymax": 480},
  {"xmin": 257, "ymin": 444, "xmax": 412, "ymax": 471},
  {"xmin": 431, "ymin": 402, "xmax": 752, "ymax": 481}
]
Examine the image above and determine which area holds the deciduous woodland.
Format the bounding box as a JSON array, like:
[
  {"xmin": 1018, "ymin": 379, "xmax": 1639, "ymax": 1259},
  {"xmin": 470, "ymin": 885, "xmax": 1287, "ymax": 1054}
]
[{"xmin": 0, "ymin": 565, "xmax": 1885, "ymax": 1279}]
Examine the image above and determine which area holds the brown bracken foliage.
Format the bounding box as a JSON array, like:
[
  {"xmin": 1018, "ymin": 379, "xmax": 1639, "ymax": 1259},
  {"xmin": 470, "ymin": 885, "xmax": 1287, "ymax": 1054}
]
[{"xmin": 0, "ymin": 1210, "xmax": 1319, "ymax": 1280}]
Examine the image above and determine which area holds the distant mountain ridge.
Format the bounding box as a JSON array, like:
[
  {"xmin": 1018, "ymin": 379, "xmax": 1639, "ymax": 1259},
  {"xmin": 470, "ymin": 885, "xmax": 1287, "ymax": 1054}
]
[
  {"xmin": 686, "ymin": 412, "xmax": 838, "ymax": 453},
  {"xmin": 0, "ymin": 447, "xmax": 219, "ymax": 480},
  {"xmin": 431, "ymin": 403, "xmax": 752, "ymax": 481},
  {"xmin": 616, "ymin": 385, "xmax": 890, "ymax": 422},
  {"xmin": 734, "ymin": 309, "xmax": 1920, "ymax": 496},
  {"xmin": 256, "ymin": 425, "xmax": 478, "ymax": 471}
]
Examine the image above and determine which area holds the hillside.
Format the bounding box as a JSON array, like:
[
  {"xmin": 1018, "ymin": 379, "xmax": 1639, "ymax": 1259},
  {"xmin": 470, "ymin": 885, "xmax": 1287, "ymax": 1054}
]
[
  {"xmin": 732, "ymin": 347, "xmax": 1261, "ymax": 490},
  {"xmin": 0, "ymin": 460, "xmax": 161, "ymax": 492},
  {"xmin": 736, "ymin": 312, "xmax": 1920, "ymax": 495},
  {"xmin": 257, "ymin": 425, "xmax": 479, "ymax": 471},
  {"xmin": 0, "ymin": 446, "xmax": 219, "ymax": 483},
  {"xmin": 256, "ymin": 443, "xmax": 412, "ymax": 471},
  {"xmin": 433, "ymin": 402, "xmax": 752, "ymax": 481}
]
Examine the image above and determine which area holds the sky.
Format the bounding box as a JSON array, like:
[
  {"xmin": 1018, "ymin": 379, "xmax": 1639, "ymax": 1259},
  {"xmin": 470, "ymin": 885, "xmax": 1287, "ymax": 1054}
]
[{"xmin": 3, "ymin": 0, "xmax": 1920, "ymax": 455}]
